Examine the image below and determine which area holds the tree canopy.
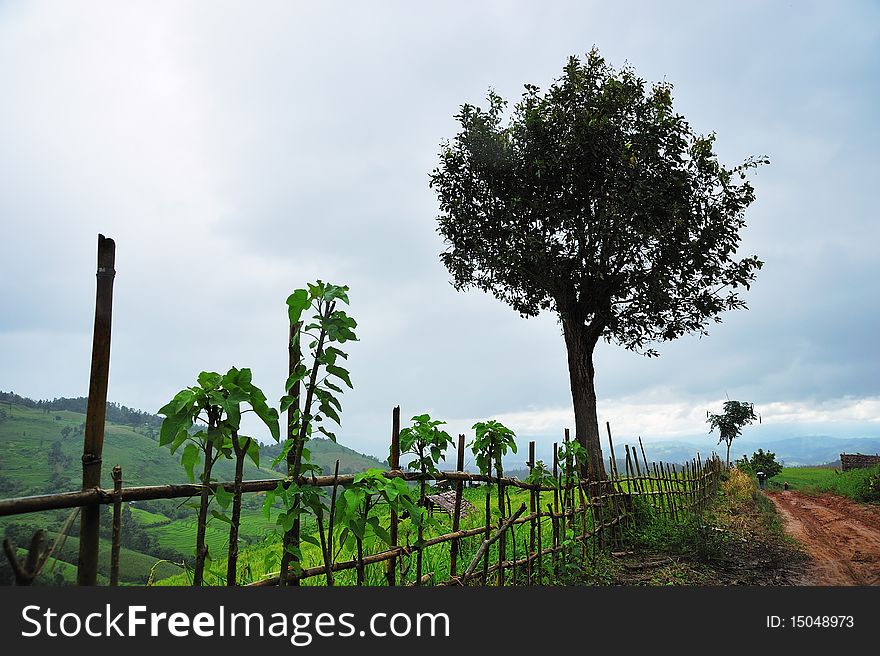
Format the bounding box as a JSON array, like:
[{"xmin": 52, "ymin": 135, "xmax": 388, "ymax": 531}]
[{"xmin": 431, "ymin": 49, "xmax": 765, "ymax": 477}]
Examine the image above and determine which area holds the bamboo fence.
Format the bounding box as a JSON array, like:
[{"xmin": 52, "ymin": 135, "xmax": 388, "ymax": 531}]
[{"xmin": 0, "ymin": 413, "xmax": 724, "ymax": 587}]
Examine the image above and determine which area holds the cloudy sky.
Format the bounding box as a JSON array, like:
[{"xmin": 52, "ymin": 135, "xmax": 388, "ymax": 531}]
[{"xmin": 1, "ymin": 1, "xmax": 878, "ymax": 466}]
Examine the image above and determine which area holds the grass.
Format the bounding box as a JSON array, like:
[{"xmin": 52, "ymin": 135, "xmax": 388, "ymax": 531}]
[{"xmin": 769, "ymin": 465, "xmax": 880, "ymax": 502}]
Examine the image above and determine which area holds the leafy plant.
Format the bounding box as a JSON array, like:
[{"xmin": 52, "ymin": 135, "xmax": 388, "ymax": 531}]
[
  {"xmin": 470, "ymin": 419, "xmax": 517, "ymax": 584},
  {"xmin": 158, "ymin": 367, "xmax": 279, "ymax": 586},
  {"xmin": 333, "ymin": 469, "xmax": 422, "ymax": 585},
  {"xmin": 398, "ymin": 413, "xmax": 454, "ymax": 584},
  {"xmin": 525, "ymin": 460, "xmax": 556, "ymax": 489},
  {"xmin": 276, "ymin": 281, "xmax": 358, "ymax": 584}
]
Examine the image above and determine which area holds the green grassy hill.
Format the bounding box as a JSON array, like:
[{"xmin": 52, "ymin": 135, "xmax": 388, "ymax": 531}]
[
  {"xmin": 261, "ymin": 437, "xmax": 386, "ymax": 475},
  {"xmin": 0, "ymin": 396, "xmax": 385, "ymax": 585}
]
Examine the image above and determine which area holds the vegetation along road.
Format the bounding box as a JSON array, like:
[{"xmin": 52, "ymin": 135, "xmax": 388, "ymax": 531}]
[{"xmin": 767, "ymin": 491, "xmax": 880, "ymax": 585}]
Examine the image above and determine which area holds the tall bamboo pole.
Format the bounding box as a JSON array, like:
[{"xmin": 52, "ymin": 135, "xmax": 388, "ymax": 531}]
[
  {"xmin": 77, "ymin": 234, "xmax": 115, "ymax": 586},
  {"xmin": 527, "ymin": 441, "xmax": 535, "ymax": 585},
  {"xmin": 449, "ymin": 434, "xmax": 465, "ymax": 579},
  {"xmin": 386, "ymin": 406, "xmax": 400, "ymax": 585}
]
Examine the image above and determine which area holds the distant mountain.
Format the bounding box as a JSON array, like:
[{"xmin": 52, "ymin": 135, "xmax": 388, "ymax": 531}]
[
  {"xmin": 734, "ymin": 435, "xmax": 880, "ymax": 467},
  {"xmin": 638, "ymin": 435, "xmax": 880, "ymax": 468},
  {"xmin": 260, "ymin": 438, "xmax": 386, "ymax": 476}
]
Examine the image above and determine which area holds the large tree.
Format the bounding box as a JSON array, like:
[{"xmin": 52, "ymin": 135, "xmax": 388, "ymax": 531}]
[{"xmin": 430, "ymin": 49, "xmax": 765, "ymax": 479}]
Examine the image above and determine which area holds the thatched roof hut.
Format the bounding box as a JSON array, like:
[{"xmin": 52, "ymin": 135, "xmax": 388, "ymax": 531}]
[{"xmin": 425, "ymin": 490, "xmax": 475, "ymax": 519}]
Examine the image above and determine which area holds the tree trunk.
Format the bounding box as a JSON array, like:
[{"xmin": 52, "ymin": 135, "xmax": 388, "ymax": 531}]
[
  {"xmin": 562, "ymin": 317, "xmax": 606, "ymax": 481},
  {"xmin": 193, "ymin": 440, "xmax": 214, "ymax": 587}
]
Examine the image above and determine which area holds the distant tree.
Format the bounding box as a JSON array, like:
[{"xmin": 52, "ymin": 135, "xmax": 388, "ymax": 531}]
[
  {"xmin": 707, "ymin": 400, "xmax": 758, "ymax": 467},
  {"xmin": 735, "ymin": 448, "xmax": 781, "ymax": 478},
  {"xmin": 431, "ymin": 49, "xmax": 765, "ymax": 479}
]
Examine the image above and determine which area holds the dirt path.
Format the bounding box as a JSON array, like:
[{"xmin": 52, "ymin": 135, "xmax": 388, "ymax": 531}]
[{"xmin": 766, "ymin": 491, "xmax": 880, "ymax": 585}]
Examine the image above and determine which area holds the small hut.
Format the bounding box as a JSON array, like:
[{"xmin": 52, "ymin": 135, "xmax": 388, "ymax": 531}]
[
  {"xmin": 425, "ymin": 490, "xmax": 475, "ymax": 519},
  {"xmin": 840, "ymin": 453, "xmax": 880, "ymax": 472}
]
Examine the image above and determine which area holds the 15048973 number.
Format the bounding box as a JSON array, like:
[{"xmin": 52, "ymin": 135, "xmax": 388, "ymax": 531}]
[{"xmin": 790, "ymin": 616, "xmax": 854, "ymax": 628}]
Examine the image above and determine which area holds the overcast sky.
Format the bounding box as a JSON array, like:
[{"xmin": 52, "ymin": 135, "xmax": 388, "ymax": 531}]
[{"xmin": 1, "ymin": 1, "xmax": 878, "ymax": 466}]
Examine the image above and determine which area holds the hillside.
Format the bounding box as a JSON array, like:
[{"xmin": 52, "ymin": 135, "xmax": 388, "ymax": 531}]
[
  {"xmin": 260, "ymin": 437, "xmax": 386, "ymax": 475},
  {"xmin": 0, "ymin": 394, "xmax": 386, "ymax": 585}
]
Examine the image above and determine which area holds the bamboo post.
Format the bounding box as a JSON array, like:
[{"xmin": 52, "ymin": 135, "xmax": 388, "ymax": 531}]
[
  {"xmin": 449, "ymin": 434, "xmax": 465, "ymax": 579},
  {"xmin": 324, "ymin": 460, "xmax": 340, "ymax": 586},
  {"xmin": 386, "ymin": 406, "xmax": 400, "ymax": 585},
  {"xmin": 605, "ymin": 424, "xmax": 624, "ymax": 547},
  {"xmin": 659, "ymin": 461, "xmax": 668, "ymax": 517},
  {"xmin": 77, "ymin": 234, "xmax": 116, "ymax": 586},
  {"xmin": 110, "ymin": 465, "xmax": 122, "ymax": 586},
  {"xmin": 638, "ymin": 436, "xmax": 650, "ymax": 474},
  {"xmin": 548, "ymin": 502, "xmax": 558, "ymax": 576},
  {"xmin": 551, "ymin": 442, "xmax": 559, "ymax": 570},
  {"xmin": 482, "ymin": 493, "xmax": 491, "ymax": 585},
  {"xmin": 586, "ymin": 456, "xmax": 603, "ymax": 551},
  {"xmin": 563, "ymin": 429, "xmax": 573, "ymax": 528},
  {"xmin": 663, "ymin": 461, "xmax": 673, "ymax": 519},
  {"xmin": 496, "ymin": 459, "xmax": 505, "ymax": 586},
  {"xmin": 651, "ymin": 463, "xmax": 663, "ymax": 516},
  {"xmin": 527, "ymin": 441, "xmax": 535, "ymax": 585},
  {"xmin": 695, "ymin": 454, "xmax": 702, "ymax": 512},
  {"xmin": 535, "ymin": 490, "xmax": 543, "ymax": 583}
]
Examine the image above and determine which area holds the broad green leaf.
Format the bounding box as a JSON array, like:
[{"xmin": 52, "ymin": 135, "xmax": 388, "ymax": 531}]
[
  {"xmin": 213, "ymin": 484, "xmax": 233, "ymax": 509},
  {"xmin": 197, "ymin": 371, "xmax": 222, "ymax": 390},
  {"xmin": 246, "ymin": 438, "xmax": 261, "ymax": 467},
  {"xmin": 181, "ymin": 443, "xmax": 200, "ymax": 482},
  {"xmin": 261, "ymin": 489, "xmax": 276, "ymax": 520},
  {"xmin": 286, "ymin": 289, "xmax": 310, "ymax": 325},
  {"xmin": 326, "ymin": 365, "xmax": 353, "ymax": 388}
]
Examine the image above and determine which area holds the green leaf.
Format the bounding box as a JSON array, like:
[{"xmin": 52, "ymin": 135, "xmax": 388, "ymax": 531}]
[
  {"xmin": 272, "ymin": 439, "xmax": 296, "ymax": 467},
  {"xmin": 326, "ymin": 365, "xmax": 353, "ymax": 389},
  {"xmin": 181, "ymin": 443, "xmax": 200, "ymax": 482},
  {"xmin": 286, "ymin": 289, "xmax": 310, "ymax": 326},
  {"xmin": 213, "ymin": 485, "xmax": 233, "ymax": 509},
  {"xmin": 167, "ymin": 427, "xmax": 189, "ymax": 454},
  {"xmin": 261, "ymin": 489, "xmax": 276, "ymax": 520},
  {"xmin": 197, "ymin": 372, "xmax": 222, "ymax": 390},
  {"xmin": 211, "ymin": 510, "xmax": 232, "ymax": 525},
  {"xmin": 246, "ymin": 439, "xmax": 261, "ymax": 468},
  {"xmin": 159, "ymin": 412, "xmax": 191, "ymax": 448},
  {"xmin": 300, "ymin": 533, "xmax": 321, "ymax": 547}
]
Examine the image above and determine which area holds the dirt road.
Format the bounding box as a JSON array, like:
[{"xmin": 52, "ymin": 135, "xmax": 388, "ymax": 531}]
[{"xmin": 767, "ymin": 491, "xmax": 880, "ymax": 585}]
